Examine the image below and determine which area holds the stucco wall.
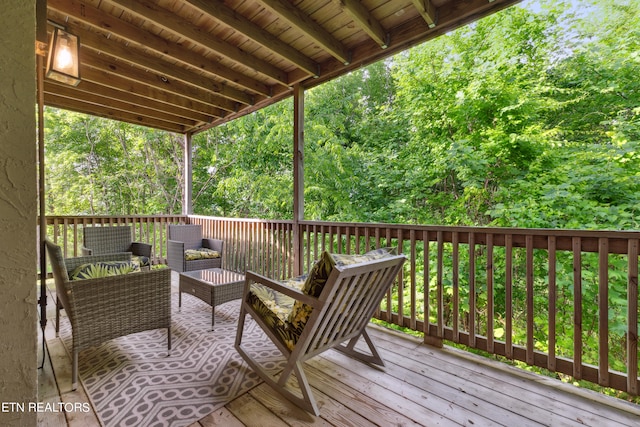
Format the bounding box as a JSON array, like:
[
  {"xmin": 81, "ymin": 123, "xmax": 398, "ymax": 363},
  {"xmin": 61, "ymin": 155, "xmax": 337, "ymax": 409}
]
[{"xmin": 0, "ymin": 1, "xmax": 38, "ymax": 426}]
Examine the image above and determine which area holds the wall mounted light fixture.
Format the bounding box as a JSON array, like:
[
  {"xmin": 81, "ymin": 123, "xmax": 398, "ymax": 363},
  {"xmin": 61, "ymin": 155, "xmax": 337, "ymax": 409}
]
[{"xmin": 46, "ymin": 26, "xmax": 81, "ymax": 86}]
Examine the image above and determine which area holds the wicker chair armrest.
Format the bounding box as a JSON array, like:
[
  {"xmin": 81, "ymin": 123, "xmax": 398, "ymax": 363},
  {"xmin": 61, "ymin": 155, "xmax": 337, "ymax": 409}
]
[
  {"xmin": 244, "ymin": 271, "xmax": 320, "ymax": 308},
  {"xmin": 167, "ymin": 239, "xmax": 185, "ymax": 271},
  {"xmin": 130, "ymin": 241, "xmax": 152, "ymax": 257},
  {"xmin": 202, "ymin": 238, "xmax": 224, "ymax": 253}
]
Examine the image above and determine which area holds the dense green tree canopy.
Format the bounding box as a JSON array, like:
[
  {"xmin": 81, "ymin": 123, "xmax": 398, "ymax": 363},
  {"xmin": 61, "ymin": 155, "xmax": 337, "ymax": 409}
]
[{"xmin": 45, "ymin": 0, "xmax": 639, "ymax": 230}]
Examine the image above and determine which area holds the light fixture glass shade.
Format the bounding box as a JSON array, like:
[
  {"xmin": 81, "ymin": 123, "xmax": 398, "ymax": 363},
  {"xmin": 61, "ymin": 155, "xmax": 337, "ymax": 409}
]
[{"xmin": 46, "ymin": 27, "xmax": 81, "ymax": 86}]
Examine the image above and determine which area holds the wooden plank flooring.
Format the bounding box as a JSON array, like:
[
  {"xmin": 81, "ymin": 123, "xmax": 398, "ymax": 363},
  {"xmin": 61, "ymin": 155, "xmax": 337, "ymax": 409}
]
[{"xmin": 38, "ymin": 274, "xmax": 640, "ymax": 426}]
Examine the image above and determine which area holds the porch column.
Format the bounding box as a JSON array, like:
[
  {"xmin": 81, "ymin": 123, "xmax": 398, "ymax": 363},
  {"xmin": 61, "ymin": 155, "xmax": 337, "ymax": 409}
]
[
  {"xmin": 183, "ymin": 132, "xmax": 193, "ymax": 216},
  {"xmin": 293, "ymin": 84, "xmax": 304, "ymax": 276}
]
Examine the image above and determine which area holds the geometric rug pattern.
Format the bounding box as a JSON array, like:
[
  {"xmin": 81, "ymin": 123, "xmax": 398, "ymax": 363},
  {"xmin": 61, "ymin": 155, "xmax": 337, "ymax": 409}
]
[{"xmin": 59, "ymin": 294, "xmax": 284, "ymax": 427}]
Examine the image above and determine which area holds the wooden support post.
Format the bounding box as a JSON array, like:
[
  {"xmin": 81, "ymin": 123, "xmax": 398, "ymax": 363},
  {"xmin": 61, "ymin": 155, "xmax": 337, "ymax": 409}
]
[
  {"xmin": 293, "ymin": 84, "xmax": 304, "ymax": 276},
  {"xmin": 183, "ymin": 132, "xmax": 193, "ymax": 216}
]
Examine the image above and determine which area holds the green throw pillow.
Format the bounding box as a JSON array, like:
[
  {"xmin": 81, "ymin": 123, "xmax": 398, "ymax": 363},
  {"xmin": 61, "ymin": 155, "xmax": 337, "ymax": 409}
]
[{"xmin": 70, "ymin": 261, "xmax": 141, "ymax": 280}]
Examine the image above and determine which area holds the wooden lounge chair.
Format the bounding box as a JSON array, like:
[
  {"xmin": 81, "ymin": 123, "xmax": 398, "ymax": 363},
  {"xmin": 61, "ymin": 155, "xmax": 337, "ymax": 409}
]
[
  {"xmin": 167, "ymin": 224, "xmax": 223, "ymax": 272},
  {"xmin": 235, "ymin": 249, "xmax": 406, "ymax": 415},
  {"xmin": 81, "ymin": 225, "xmax": 152, "ymax": 269},
  {"xmin": 45, "ymin": 238, "xmax": 171, "ymax": 391}
]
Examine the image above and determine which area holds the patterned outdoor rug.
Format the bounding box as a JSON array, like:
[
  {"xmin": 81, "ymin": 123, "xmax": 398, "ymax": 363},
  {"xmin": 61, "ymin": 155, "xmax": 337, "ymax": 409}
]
[{"xmin": 58, "ymin": 294, "xmax": 283, "ymax": 427}]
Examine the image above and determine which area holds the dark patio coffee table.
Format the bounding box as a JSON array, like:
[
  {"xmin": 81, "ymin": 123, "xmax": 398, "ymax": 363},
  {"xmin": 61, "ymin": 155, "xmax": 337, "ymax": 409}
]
[{"xmin": 178, "ymin": 268, "xmax": 245, "ymax": 330}]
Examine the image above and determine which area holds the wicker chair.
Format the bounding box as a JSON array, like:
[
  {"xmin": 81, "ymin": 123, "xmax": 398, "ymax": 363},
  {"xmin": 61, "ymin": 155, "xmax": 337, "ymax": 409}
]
[
  {"xmin": 235, "ymin": 249, "xmax": 406, "ymax": 415},
  {"xmin": 167, "ymin": 224, "xmax": 223, "ymax": 272},
  {"xmin": 45, "ymin": 238, "xmax": 172, "ymax": 391},
  {"xmin": 81, "ymin": 225, "xmax": 152, "ymax": 269}
]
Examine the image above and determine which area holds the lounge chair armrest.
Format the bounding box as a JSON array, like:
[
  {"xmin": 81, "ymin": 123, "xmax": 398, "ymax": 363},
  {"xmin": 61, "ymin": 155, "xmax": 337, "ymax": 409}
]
[
  {"xmin": 245, "ymin": 271, "xmax": 320, "ymax": 307},
  {"xmin": 130, "ymin": 241, "xmax": 152, "ymax": 257},
  {"xmin": 202, "ymin": 238, "xmax": 224, "ymax": 253}
]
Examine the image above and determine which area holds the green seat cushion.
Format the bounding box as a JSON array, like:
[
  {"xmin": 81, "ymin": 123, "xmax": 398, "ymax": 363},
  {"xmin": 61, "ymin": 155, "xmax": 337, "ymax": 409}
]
[
  {"xmin": 70, "ymin": 260, "xmax": 141, "ymax": 280},
  {"xmin": 184, "ymin": 248, "xmax": 221, "ymax": 260}
]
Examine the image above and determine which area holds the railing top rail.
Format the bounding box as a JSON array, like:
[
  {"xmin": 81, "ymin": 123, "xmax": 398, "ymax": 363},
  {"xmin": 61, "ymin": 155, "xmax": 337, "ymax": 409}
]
[
  {"xmin": 189, "ymin": 215, "xmax": 295, "ymax": 225},
  {"xmin": 297, "ymin": 220, "xmax": 640, "ymax": 239},
  {"xmin": 44, "ymin": 215, "xmax": 187, "ymax": 220}
]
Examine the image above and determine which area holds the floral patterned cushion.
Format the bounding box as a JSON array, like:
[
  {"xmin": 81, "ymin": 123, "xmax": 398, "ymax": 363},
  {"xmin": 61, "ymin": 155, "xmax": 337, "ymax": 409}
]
[
  {"xmin": 184, "ymin": 248, "xmax": 221, "ymax": 260},
  {"xmin": 132, "ymin": 255, "xmax": 150, "ymax": 268},
  {"xmin": 70, "ymin": 260, "xmax": 141, "ymax": 280},
  {"xmin": 245, "ymin": 274, "xmax": 307, "ymax": 351}
]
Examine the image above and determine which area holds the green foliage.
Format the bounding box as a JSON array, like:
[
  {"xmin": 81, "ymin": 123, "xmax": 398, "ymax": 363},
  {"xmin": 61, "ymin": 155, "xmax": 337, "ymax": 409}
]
[{"xmin": 44, "ymin": 110, "xmax": 182, "ymax": 214}]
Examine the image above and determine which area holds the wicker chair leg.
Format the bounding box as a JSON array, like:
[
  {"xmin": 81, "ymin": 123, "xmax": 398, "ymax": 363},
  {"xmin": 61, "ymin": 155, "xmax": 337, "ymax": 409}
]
[
  {"xmin": 167, "ymin": 328, "xmax": 172, "ymax": 355},
  {"xmin": 55, "ymin": 298, "xmax": 61, "ymax": 337},
  {"xmin": 71, "ymin": 348, "xmax": 78, "ymax": 391}
]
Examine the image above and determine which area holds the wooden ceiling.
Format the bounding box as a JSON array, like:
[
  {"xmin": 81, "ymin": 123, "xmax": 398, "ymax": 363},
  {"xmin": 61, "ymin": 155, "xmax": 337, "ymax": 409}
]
[{"xmin": 43, "ymin": 0, "xmax": 521, "ymax": 134}]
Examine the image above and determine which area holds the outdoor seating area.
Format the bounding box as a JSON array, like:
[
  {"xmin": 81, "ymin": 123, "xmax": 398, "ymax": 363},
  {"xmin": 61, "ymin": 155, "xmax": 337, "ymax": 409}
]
[{"xmin": 38, "ymin": 267, "xmax": 640, "ymax": 426}]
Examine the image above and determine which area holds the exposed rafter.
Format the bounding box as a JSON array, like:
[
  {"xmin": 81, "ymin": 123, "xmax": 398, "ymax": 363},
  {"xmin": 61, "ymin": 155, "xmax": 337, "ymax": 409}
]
[
  {"xmin": 412, "ymin": 0, "xmax": 438, "ymax": 28},
  {"xmin": 259, "ymin": 0, "xmax": 351, "ymax": 65},
  {"xmin": 184, "ymin": 0, "xmax": 320, "ymax": 77},
  {"xmin": 335, "ymin": 0, "xmax": 389, "ymax": 49},
  {"xmin": 105, "ymin": 0, "xmax": 290, "ymax": 86}
]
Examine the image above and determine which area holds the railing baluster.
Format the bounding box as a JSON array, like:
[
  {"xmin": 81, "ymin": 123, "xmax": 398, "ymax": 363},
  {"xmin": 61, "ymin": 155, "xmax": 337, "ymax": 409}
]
[
  {"xmin": 526, "ymin": 234, "xmax": 534, "ymax": 365},
  {"xmin": 598, "ymin": 237, "xmax": 610, "ymax": 387},
  {"xmin": 437, "ymin": 231, "xmax": 444, "ymax": 339},
  {"xmin": 548, "ymin": 235, "xmax": 557, "ymax": 372},
  {"xmin": 410, "ymin": 229, "xmax": 417, "ymax": 330},
  {"xmin": 486, "ymin": 233, "xmax": 494, "ymax": 353},
  {"xmin": 452, "ymin": 231, "xmax": 459, "ymax": 343},
  {"xmin": 505, "ymin": 234, "xmax": 513, "ymax": 359},
  {"xmin": 628, "ymin": 239, "xmax": 639, "ymax": 395},
  {"xmin": 573, "ymin": 236, "xmax": 583, "ymax": 380},
  {"xmin": 469, "ymin": 231, "xmax": 476, "ymax": 348}
]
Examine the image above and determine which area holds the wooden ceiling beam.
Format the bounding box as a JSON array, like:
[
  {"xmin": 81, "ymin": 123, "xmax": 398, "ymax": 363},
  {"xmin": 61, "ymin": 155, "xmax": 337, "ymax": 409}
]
[
  {"xmin": 184, "ymin": 0, "xmax": 319, "ymax": 76},
  {"xmin": 336, "ymin": 0, "xmax": 388, "ymax": 49},
  {"xmin": 44, "ymin": 93, "xmax": 187, "ymax": 133},
  {"xmin": 411, "ymin": 0, "xmax": 438, "ymax": 28},
  {"xmin": 105, "ymin": 0, "xmax": 290, "ymax": 86},
  {"xmin": 47, "ymin": 0, "xmax": 273, "ymax": 97},
  {"xmin": 78, "ymin": 63, "xmax": 226, "ymax": 119},
  {"xmin": 259, "ymin": 0, "xmax": 351, "ymax": 65},
  {"xmin": 44, "ymin": 80, "xmax": 206, "ymax": 127},
  {"xmin": 72, "ymin": 24, "xmax": 255, "ymax": 107},
  {"xmin": 81, "ymin": 49, "xmax": 239, "ymax": 113}
]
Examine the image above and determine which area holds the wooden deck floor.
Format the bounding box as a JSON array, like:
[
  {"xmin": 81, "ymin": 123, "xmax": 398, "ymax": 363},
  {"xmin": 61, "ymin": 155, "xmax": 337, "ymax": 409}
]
[{"xmin": 38, "ymin": 273, "xmax": 640, "ymax": 427}]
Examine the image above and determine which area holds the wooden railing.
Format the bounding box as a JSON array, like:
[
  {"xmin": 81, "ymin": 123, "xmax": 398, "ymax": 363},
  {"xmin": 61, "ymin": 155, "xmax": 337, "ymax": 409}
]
[
  {"xmin": 43, "ymin": 214, "xmax": 640, "ymax": 396},
  {"xmin": 195, "ymin": 216, "xmax": 640, "ymax": 396}
]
